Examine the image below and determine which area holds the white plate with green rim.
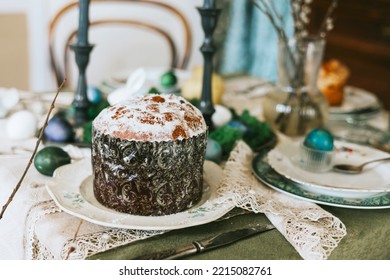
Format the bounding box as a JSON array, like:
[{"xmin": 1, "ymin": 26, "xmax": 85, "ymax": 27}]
[
  {"xmin": 267, "ymin": 141, "xmax": 390, "ymax": 199},
  {"xmin": 252, "ymin": 151, "xmax": 390, "ymax": 209}
]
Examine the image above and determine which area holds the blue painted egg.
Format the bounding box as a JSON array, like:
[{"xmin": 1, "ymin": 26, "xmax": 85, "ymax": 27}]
[
  {"xmin": 44, "ymin": 116, "xmax": 75, "ymax": 143},
  {"xmin": 87, "ymin": 86, "xmax": 103, "ymax": 104},
  {"xmin": 205, "ymin": 138, "xmax": 222, "ymax": 163},
  {"xmin": 227, "ymin": 120, "xmax": 249, "ymax": 136},
  {"xmin": 304, "ymin": 128, "xmax": 334, "ymax": 151},
  {"xmin": 34, "ymin": 146, "xmax": 71, "ymax": 176}
]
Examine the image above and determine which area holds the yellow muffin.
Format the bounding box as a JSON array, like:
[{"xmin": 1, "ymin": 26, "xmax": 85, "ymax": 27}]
[{"xmin": 318, "ymin": 59, "xmax": 350, "ymax": 106}]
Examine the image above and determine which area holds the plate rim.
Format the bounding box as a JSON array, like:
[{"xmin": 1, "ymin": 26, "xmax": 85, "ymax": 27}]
[
  {"xmin": 329, "ymin": 85, "xmax": 381, "ymax": 115},
  {"xmin": 251, "ymin": 151, "xmax": 390, "ymax": 209},
  {"xmin": 46, "ymin": 158, "xmax": 234, "ymax": 230}
]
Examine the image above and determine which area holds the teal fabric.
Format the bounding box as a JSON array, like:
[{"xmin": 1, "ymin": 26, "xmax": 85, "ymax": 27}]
[{"xmin": 218, "ymin": 0, "xmax": 293, "ymax": 83}]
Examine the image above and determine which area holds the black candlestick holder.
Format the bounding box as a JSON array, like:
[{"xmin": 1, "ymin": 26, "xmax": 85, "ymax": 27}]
[
  {"xmin": 197, "ymin": 5, "xmax": 221, "ymax": 130},
  {"xmin": 68, "ymin": 0, "xmax": 93, "ymax": 127},
  {"xmin": 70, "ymin": 43, "xmax": 94, "ymax": 126}
]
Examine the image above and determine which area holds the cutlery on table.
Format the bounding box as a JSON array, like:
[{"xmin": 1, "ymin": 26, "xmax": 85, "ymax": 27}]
[
  {"xmin": 131, "ymin": 224, "xmax": 275, "ymax": 260},
  {"xmin": 332, "ymin": 157, "xmax": 390, "ymax": 174}
]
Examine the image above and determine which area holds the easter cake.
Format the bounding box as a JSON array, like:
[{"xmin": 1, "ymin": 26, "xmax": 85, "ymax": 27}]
[{"xmin": 92, "ymin": 94, "xmax": 208, "ymax": 216}]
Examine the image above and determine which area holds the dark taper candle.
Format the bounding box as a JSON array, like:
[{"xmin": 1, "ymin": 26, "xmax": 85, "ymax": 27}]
[
  {"xmin": 77, "ymin": 0, "xmax": 90, "ymax": 45},
  {"xmin": 204, "ymin": 0, "xmax": 215, "ymax": 8}
]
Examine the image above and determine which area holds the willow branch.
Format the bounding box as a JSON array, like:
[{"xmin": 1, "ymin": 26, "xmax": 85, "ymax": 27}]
[
  {"xmin": 0, "ymin": 79, "xmax": 66, "ymax": 220},
  {"xmin": 252, "ymin": 0, "xmax": 286, "ymax": 40},
  {"xmin": 252, "ymin": 0, "xmax": 297, "ymax": 83},
  {"xmin": 269, "ymin": 0, "xmax": 285, "ymax": 26},
  {"xmin": 65, "ymin": 219, "xmax": 84, "ymax": 260},
  {"xmin": 318, "ymin": 0, "xmax": 338, "ymax": 38}
]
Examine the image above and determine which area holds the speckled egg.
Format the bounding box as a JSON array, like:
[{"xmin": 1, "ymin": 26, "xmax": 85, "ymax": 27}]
[
  {"xmin": 34, "ymin": 146, "xmax": 71, "ymax": 176},
  {"xmin": 44, "ymin": 116, "xmax": 75, "ymax": 143},
  {"xmin": 6, "ymin": 110, "xmax": 37, "ymax": 140},
  {"xmin": 205, "ymin": 138, "xmax": 222, "ymax": 163},
  {"xmin": 303, "ymin": 128, "xmax": 334, "ymax": 151}
]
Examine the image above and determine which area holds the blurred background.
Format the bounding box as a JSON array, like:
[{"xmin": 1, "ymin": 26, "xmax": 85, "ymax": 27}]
[{"xmin": 0, "ymin": 0, "xmax": 389, "ymax": 108}]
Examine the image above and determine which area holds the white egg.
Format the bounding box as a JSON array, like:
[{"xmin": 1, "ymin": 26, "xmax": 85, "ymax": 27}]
[
  {"xmin": 6, "ymin": 110, "xmax": 37, "ymax": 140},
  {"xmin": 0, "ymin": 87, "xmax": 20, "ymax": 118},
  {"xmin": 211, "ymin": 104, "xmax": 233, "ymax": 128}
]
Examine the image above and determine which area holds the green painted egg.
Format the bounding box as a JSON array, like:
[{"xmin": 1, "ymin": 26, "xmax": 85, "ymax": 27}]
[
  {"xmin": 34, "ymin": 146, "xmax": 71, "ymax": 176},
  {"xmin": 160, "ymin": 70, "xmax": 177, "ymax": 88}
]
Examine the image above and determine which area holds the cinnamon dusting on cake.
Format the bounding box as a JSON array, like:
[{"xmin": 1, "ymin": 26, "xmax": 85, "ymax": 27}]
[
  {"xmin": 151, "ymin": 96, "xmax": 165, "ymax": 103},
  {"xmin": 146, "ymin": 104, "xmax": 160, "ymax": 113},
  {"xmin": 111, "ymin": 106, "xmax": 130, "ymax": 120},
  {"xmin": 163, "ymin": 112, "xmax": 174, "ymax": 122},
  {"xmin": 138, "ymin": 113, "xmax": 164, "ymax": 125},
  {"xmin": 172, "ymin": 125, "xmax": 187, "ymax": 140}
]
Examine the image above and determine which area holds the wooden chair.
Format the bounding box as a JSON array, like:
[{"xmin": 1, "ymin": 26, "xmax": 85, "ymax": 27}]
[{"xmin": 49, "ymin": 0, "xmax": 193, "ymax": 88}]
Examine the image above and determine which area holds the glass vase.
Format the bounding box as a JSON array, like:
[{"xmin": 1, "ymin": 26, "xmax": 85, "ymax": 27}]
[{"xmin": 263, "ymin": 37, "xmax": 328, "ymax": 137}]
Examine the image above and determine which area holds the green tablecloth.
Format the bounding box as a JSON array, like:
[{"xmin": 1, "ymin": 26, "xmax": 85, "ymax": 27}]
[{"xmin": 88, "ymin": 206, "xmax": 390, "ymax": 260}]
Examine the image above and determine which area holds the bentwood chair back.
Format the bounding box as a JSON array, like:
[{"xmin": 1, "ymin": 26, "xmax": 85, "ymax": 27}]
[{"xmin": 49, "ymin": 0, "xmax": 192, "ymax": 88}]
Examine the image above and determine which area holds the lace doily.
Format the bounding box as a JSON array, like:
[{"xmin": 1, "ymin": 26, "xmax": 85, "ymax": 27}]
[
  {"xmin": 24, "ymin": 142, "xmax": 346, "ymax": 260},
  {"xmin": 217, "ymin": 140, "xmax": 347, "ymax": 260},
  {"xmin": 24, "ymin": 200, "xmax": 166, "ymax": 260}
]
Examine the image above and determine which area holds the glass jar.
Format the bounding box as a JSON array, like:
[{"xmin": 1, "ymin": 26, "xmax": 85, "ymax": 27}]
[{"xmin": 263, "ymin": 37, "xmax": 328, "ymax": 137}]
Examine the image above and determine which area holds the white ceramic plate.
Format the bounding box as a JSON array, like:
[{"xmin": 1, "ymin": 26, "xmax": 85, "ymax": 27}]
[
  {"xmin": 329, "ymin": 86, "xmax": 381, "ymax": 115},
  {"xmin": 267, "ymin": 141, "xmax": 390, "ymax": 199},
  {"xmin": 46, "ymin": 159, "xmax": 234, "ymax": 230}
]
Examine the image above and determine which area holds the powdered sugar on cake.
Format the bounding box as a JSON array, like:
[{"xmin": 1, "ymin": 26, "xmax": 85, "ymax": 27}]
[{"xmin": 93, "ymin": 94, "xmax": 207, "ymax": 141}]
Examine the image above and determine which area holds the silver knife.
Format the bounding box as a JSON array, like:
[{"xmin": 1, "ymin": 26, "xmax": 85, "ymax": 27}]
[{"xmin": 132, "ymin": 224, "xmax": 275, "ymax": 260}]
